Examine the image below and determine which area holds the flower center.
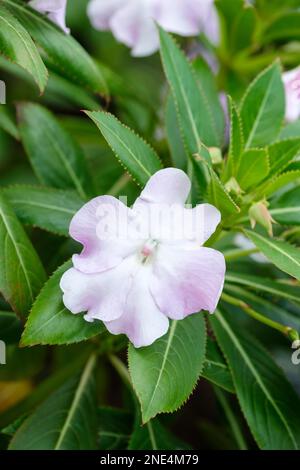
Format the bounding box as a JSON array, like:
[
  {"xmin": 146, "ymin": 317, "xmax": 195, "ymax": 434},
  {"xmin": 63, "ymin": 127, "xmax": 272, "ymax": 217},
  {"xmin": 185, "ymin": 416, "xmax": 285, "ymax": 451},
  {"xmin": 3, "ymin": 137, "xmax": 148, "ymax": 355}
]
[{"xmin": 141, "ymin": 239, "xmax": 158, "ymax": 262}]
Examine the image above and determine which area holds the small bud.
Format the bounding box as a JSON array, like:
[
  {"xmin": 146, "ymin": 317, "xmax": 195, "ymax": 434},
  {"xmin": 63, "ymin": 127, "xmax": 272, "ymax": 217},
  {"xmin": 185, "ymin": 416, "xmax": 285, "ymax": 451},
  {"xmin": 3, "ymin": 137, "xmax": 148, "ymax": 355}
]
[
  {"xmin": 249, "ymin": 200, "xmax": 276, "ymax": 237},
  {"xmin": 208, "ymin": 147, "xmax": 223, "ymax": 165},
  {"xmin": 225, "ymin": 177, "xmax": 243, "ymax": 195}
]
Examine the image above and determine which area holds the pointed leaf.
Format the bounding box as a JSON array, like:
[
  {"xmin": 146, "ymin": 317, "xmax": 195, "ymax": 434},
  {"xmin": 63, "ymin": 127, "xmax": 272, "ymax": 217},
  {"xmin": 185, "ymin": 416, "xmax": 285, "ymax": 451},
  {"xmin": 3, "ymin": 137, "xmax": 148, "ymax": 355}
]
[
  {"xmin": 21, "ymin": 261, "xmax": 104, "ymax": 346},
  {"xmin": 270, "ymin": 187, "xmax": 300, "ymax": 226},
  {"xmin": 0, "ymin": 193, "xmax": 46, "ymax": 318},
  {"xmin": 9, "ymin": 355, "xmax": 98, "ymax": 450},
  {"xmin": 128, "ymin": 315, "xmax": 206, "ymax": 423},
  {"xmin": 240, "ymin": 62, "xmax": 284, "ymax": 148},
  {"xmin": 86, "ymin": 111, "xmax": 162, "ymax": 186},
  {"xmin": 202, "ymin": 338, "xmax": 235, "ymax": 393},
  {"xmin": 245, "ymin": 229, "xmax": 300, "ymax": 280},
  {"xmin": 0, "ymin": 5, "xmax": 47, "ymax": 92},
  {"xmin": 224, "ymin": 97, "xmax": 244, "ymax": 179},
  {"xmin": 211, "ymin": 309, "xmax": 300, "ymax": 449},
  {"xmin": 236, "ymin": 148, "xmax": 269, "ymax": 189},
  {"xmin": 267, "ymin": 138, "xmax": 300, "ymax": 176}
]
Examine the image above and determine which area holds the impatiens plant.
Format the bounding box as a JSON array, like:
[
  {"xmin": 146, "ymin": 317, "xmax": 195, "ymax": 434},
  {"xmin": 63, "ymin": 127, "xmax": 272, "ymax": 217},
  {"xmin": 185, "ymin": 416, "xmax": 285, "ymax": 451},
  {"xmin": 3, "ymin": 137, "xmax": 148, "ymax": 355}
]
[{"xmin": 0, "ymin": 0, "xmax": 300, "ymax": 452}]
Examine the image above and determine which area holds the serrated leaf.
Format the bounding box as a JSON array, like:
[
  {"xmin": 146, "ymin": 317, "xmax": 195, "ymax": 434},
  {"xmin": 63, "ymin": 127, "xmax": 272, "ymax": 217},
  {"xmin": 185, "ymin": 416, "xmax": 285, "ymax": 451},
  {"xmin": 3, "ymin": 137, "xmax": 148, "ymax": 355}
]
[
  {"xmin": 9, "ymin": 355, "xmax": 98, "ymax": 450},
  {"xmin": 86, "ymin": 111, "xmax": 162, "ymax": 186},
  {"xmin": 3, "ymin": 186, "xmax": 83, "ymax": 236},
  {"xmin": 226, "ymin": 271, "xmax": 300, "ymax": 303},
  {"xmin": 240, "ymin": 62, "xmax": 284, "ymax": 148},
  {"xmin": 236, "ymin": 148, "xmax": 269, "ymax": 190},
  {"xmin": 0, "ymin": 5, "xmax": 47, "ymax": 92},
  {"xmin": 18, "ymin": 103, "xmax": 91, "ymax": 199},
  {"xmin": 0, "ymin": 193, "xmax": 46, "ymax": 318},
  {"xmin": 267, "ymin": 138, "xmax": 300, "ymax": 176},
  {"xmin": 128, "ymin": 314, "xmax": 206, "ymax": 423},
  {"xmin": 245, "ymin": 229, "xmax": 300, "ymax": 280},
  {"xmin": 258, "ymin": 170, "xmax": 300, "ymax": 197},
  {"xmin": 270, "ymin": 187, "xmax": 300, "ymax": 226},
  {"xmin": 211, "ymin": 309, "xmax": 300, "ymax": 449},
  {"xmin": 224, "ymin": 97, "xmax": 244, "ymax": 179},
  {"xmin": 3, "ymin": 0, "xmax": 108, "ymax": 96},
  {"xmin": 165, "ymin": 94, "xmax": 187, "ymax": 170},
  {"xmin": 21, "ymin": 261, "xmax": 104, "ymax": 346},
  {"xmin": 202, "ymin": 338, "xmax": 235, "ymax": 393},
  {"xmin": 159, "ymin": 27, "xmax": 220, "ymax": 154},
  {"xmin": 206, "ymin": 165, "xmax": 240, "ymax": 216}
]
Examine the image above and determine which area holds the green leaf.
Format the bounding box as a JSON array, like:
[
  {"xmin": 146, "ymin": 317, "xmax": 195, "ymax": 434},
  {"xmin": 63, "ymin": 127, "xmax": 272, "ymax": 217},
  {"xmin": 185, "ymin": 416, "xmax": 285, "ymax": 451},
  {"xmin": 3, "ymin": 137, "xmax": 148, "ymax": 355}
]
[
  {"xmin": 280, "ymin": 120, "xmax": 300, "ymax": 139},
  {"xmin": 3, "ymin": 186, "xmax": 83, "ymax": 236},
  {"xmin": 0, "ymin": 5, "xmax": 47, "ymax": 92},
  {"xmin": 202, "ymin": 338, "xmax": 235, "ymax": 393},
  {"xmin": 9, "ymin": 355, "xmax": 98, "ymax": 450},
  {"xmin": 159, "ymin": 27, "xmax": 221, "ymax": 154},
  {"xmin": 128, "ymin": 418, "xmax": 189, "ymax": 450},
  {"xmin": 224, "ymin": 97, "xmax": 244, "ymax": 179},
  {"xmin": 240, "ymin": 62, "xmax": 284, "ymax": 148},
  {"xmin": 229, "ymin": 5, "xmax": 256, "ymax": 53},
  {"xmin": 236, "ymin": 148, "xmax": 269, "ymax": 190},
  {"xmin": 212, "ymin": 309, "xmax": 300, "ymax": 449},
  {"xmin": 245, "ymin": 230, "xmax": 300, "ymax": 281},
  {"xmin": 165, "ymin": 94, "xmax": 187, "ymax": 170},
  {"xmin": 270, "ymin": 187, "xmax": 300, "ymax": 226},
  {"xmin": 0, "ymin": 106, "xmax": 19, "ymax": 139},
  {"xmin": 260, "ymin": 170, "xmax": 300, "ymax": 197},
  {"xmin": 98, "ymin": 407, "xmax": 133, "ymax": 450},
  {"xmin": 263, "ymin": 12, "xmax": 300, "ymax": 43},
  {"xmin": 128, "ymin": 314, "xmax": 206, "ymax": 423},
  {"xmin": 86, "ymin": 111, "xmax": 162, "ymax": 186},
  {"xmin": 267, "ymin": 138, "xmax": 300, "ymax": 176},
  {"xmin": 3, "ymin": 0, "xmax": 108, "ymax": 96},
  {"xmin": 206, "ymin": 165, "xmax": 240, "ymax": 216},
  {"xmin": 0, "ymin": 310, "xmax": 22, "ymax": 344},
  {"xmin": 192, "ymin": 56, "xmax": 225, "ymax": 145},
  {"xmin": 21, "ymin": 261, "xmax": 104, "ymax": 346},
  {"xmin": 18, "ymin": 103, "xmax": 91, "ymax": 199},
  {"xmin": 226, "ymin": 271, "xmax": 300, "ymax": 303},
  {"xmin": 0, "ymin": 193, "xmax": 46, "ymax": 318}
]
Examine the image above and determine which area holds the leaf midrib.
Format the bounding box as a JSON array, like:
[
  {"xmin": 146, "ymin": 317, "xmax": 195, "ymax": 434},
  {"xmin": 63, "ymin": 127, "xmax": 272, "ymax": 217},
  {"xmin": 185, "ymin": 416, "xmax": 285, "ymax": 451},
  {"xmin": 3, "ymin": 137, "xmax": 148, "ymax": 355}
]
[{"xmin": 217, "ymin": 312, "xmax": 298, "ymax": 449}]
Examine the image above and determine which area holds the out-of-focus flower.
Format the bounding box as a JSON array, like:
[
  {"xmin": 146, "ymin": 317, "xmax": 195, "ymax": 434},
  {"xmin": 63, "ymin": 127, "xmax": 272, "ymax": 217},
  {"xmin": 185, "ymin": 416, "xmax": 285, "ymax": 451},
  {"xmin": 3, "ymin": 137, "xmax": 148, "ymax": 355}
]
[
  {"xmin": 283, "ymin": 66, "xmax": 300, "ymax": 122},
  {"xmin": 60, "ymin": 168, "xmax": 225, "ymax": 348},
  {"xmin": 29, "ymin": 0, "xmax": 70, "ymax": 34},
  {"xmin": 87, "ymin": 0, "xmax": 219, "ymax": 57}
]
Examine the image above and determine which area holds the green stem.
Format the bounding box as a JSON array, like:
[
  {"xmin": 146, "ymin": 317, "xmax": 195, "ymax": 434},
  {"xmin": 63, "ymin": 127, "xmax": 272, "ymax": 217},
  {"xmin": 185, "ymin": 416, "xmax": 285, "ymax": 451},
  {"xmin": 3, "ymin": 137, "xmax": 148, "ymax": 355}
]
[
  {"xmin": 224, "ymin": 248, "xmax": 259, "ymax": 262},
  {"xmin": 222, "ymin": 292, "xmax": 299, "ymax": 341}
]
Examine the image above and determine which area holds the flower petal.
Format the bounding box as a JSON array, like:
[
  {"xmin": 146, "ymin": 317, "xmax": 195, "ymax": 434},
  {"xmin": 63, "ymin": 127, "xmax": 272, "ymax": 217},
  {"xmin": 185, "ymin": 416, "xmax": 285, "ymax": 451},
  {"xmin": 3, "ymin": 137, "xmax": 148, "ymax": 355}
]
[
  {"xmin": 153, "ymin": 0, "xmax": 203, "ymax": 36},
  {"xmin": 283, "ymin": 67, "xmax": 300, "ymax": 122},
  {"xmin": 30, "ymin": 0, "xmax": 69, "ymax": 33},
  {"xmin": 109, "ymin": 0, "xmax": 159, "ymax": 57},
  {"xmin": 150, "ymin": 244, "xmax": 225, "ymax": 319},
  {"xmin": 105, "ymin": 265, "xmax": 169, "ymax": 347},
  {"xmin": 70, "ymin": 195, "xmax": 142, "ymax": 274},
  {"xmin": 87, "ymin": 0, "xmax": 126, "ymax": 30},
  {"xmin": 134, "ymin": 168, "xmax": 191, "ymax": 206},
  {"xmin": 60, "ymin": 255, "xmax": 138, "ymax": 322}
]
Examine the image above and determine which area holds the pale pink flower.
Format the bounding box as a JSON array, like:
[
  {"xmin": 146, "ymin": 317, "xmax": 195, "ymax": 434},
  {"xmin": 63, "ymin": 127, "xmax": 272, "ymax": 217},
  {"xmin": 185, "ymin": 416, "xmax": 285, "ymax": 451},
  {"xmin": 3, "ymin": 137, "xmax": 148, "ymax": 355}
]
[
  {"xmin": 60, "ymin": 169, "xmax": 225, "ymax": 348},
  {"xmin": 87, "ymin": 0, "xmax": 219, "ymax": 57},
  {"xmin": 29, "ymin": 0, "xmax": 70, "ymax": 34},
  {"xmin": 283, "ymin": 66, "xmax": 300, "ymax": 122}
]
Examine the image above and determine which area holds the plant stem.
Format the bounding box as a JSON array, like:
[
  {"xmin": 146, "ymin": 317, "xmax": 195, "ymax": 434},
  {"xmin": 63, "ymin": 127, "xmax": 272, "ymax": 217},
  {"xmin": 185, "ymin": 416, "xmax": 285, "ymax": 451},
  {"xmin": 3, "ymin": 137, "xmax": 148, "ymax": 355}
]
[
  {"xmin": 221, "ymin": 292, "xmax": 299, "ymax": 341},
  {"xmin": 224, "ymin": 248, "xmax": 259, "ymax": 261}
]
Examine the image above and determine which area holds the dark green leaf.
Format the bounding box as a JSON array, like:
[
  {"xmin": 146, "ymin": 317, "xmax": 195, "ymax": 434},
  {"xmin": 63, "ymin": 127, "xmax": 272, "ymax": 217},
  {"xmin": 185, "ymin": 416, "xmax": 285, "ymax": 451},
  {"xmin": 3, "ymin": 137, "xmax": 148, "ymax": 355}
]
[
  {"xmin": 270, "ymin": 187, "xmax": 300, "ymax": 226},
  {"xmin": 267, "ymin": 138, "xmax": 300, "ymax": 176},
  {"xmin": 202, "ymin": 338, "xmax": 235, "ymax": 393},
  {"xmin": 98, "ymin": 407, "xmax": 133, "ymax": 450},
  {"xmin": 0, "ymin": 310, "xmax": 22, "ymax": 344}
]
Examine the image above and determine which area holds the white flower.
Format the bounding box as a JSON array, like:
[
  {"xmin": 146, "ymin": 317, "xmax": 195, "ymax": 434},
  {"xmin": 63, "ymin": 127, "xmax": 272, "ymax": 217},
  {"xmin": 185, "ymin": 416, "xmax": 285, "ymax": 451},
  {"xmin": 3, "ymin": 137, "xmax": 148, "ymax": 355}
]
[
  {"xmin": 283, "ymin": 66, "xmax": 300, "ymax": 122},
  {"xmin": 60, "ymin": 168, "xmax": 225, "ymax": 348},
  {"xmin": 87, "ymin": 0, "xmax": 219, "ymax": 57},
  {"xmin": 29, "ymin": 0, "xmax": 70, "ymax": 34}
]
